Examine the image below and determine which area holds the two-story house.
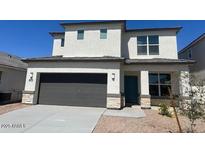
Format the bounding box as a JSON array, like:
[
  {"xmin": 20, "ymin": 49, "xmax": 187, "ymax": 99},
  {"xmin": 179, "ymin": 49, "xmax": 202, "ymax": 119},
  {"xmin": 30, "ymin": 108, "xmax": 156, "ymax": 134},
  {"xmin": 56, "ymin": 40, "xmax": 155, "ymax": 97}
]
[
  {"xmin": 179, "ymin": 33, "xmax": 205, "ymax": 80},
  {"xmin": 22, "ymin": 20, "xmax": 194, "ymax": 109}
]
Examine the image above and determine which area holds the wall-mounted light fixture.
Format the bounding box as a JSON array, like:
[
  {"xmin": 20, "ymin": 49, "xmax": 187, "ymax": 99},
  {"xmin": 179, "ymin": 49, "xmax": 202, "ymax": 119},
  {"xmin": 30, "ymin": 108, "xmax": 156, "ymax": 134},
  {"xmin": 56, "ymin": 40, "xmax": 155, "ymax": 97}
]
[
  {"xmin": 111, "ymin": 73, "xmax": 115, "ymax": 81},
  {"xmin": 29, "ymin": 72, "xmax": 34, "ymax": 82}
]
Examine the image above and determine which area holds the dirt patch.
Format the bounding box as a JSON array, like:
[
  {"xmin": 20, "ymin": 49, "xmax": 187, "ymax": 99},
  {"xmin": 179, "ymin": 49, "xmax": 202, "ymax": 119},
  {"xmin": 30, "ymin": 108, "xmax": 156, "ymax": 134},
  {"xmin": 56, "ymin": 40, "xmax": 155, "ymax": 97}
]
[
  {"xmin": 93, "ymin": 109, "xmax": 205, "ymax": 133},
  {"xmin": 0, "ymin": 102, "xmax": 30, "ymax": 115}
]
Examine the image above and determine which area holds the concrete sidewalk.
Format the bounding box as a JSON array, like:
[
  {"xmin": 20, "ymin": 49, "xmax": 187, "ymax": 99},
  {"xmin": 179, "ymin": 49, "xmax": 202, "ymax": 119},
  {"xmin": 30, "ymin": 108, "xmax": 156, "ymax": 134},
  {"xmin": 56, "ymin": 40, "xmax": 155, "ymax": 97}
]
[{"xmin": 103, "ymin": 107, "xmax": 145, "ymax": 118}]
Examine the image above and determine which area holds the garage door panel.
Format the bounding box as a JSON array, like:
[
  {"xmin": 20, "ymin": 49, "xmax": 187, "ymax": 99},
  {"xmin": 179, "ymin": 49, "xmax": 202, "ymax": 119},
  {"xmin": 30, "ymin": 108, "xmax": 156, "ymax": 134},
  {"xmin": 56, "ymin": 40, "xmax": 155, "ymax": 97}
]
[{"xmin": 38, "ymin": 73, "xmax": 107, "ymax": 107}]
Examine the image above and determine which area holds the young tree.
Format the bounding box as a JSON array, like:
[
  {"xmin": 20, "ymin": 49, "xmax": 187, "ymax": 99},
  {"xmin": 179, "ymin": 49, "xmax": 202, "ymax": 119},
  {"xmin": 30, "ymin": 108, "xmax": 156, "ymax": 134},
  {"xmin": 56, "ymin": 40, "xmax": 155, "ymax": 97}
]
[{"xmin": 179, "ymin": 73, "xmax": 205, "ymax": 132}]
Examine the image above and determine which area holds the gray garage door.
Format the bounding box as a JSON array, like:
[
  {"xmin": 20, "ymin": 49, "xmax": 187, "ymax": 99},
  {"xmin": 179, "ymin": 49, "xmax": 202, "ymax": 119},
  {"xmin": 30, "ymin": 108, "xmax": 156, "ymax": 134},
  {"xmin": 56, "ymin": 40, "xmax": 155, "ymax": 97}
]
[{"xmin": 38, "ymin": 73, "xmax": 107, "ymax": 107}]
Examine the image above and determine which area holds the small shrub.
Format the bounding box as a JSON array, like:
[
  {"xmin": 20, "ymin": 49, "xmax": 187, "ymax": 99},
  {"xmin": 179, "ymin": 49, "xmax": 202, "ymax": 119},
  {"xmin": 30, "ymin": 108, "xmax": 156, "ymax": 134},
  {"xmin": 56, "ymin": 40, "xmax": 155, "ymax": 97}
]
[{"xmin": 159, "ymin": 103, "xmax": 172, "ymax": 117}]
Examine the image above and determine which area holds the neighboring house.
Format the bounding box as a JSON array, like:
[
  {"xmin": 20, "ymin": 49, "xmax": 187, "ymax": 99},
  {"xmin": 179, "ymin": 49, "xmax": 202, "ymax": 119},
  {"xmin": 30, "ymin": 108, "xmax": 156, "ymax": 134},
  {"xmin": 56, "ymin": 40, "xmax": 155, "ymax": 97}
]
[
  {"xmin": 22, "ymin": 20, "xmax": 194, "ymax": 109},
  {"xmin": 0, "ymin": 52, "xmax": 27, "ymax": 104},
  {"xmin": 179, "ymin": 33, "xmax": 205, "ymax": 80}
]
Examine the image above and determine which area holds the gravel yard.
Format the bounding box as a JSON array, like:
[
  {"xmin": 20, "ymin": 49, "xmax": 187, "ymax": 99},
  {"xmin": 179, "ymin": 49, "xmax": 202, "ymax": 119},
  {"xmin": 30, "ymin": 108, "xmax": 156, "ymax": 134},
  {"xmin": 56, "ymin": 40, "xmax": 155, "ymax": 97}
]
[
  {"xmin": 0, "ymin": 102, "xmax": 29, "ymax": 115},
  {"xmin": 93, "ymin": 109, "xmax": 205, "ymax": 133}
]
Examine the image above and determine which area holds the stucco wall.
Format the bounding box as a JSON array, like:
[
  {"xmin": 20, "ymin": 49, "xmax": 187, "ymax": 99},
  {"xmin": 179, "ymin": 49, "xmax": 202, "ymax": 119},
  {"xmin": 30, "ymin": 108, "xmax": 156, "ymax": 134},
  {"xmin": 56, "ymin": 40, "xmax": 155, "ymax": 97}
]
[
  {"xmin": 52, "ymin": 23, "xmax": 178, "ymax": 60},
  {"xmin": 52, "ymin": 35, "xmax": 65, "ymax": 56},
  {"xmin": 122, "ymin": 30, "xmax": 178, "ymax": 59},
  {"xmin": 0, "ymin": 66, "xmax": 26, "ymax": 102},
  {"xmin": 122, "ymin": 64, "xmax": 189, "ymax": 72},
  {"xmin": 24, "ymin": 61, "xmax": 121, "ymax": 104},
  {"xmin": 52, "ymin": 23, "xmax": 123, "ymax": 57},
  {"xmin": 179, "ymin": 38, "xmax": 205, "ymax": 80}
]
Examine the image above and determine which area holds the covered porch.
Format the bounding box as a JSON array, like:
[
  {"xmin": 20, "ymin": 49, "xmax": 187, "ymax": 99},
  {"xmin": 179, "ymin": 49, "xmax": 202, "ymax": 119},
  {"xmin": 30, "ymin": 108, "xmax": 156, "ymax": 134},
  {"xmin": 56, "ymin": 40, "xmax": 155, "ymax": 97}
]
[{"xmin": 121, "ymin": 59, "xmax": 194, "ymax": 109}]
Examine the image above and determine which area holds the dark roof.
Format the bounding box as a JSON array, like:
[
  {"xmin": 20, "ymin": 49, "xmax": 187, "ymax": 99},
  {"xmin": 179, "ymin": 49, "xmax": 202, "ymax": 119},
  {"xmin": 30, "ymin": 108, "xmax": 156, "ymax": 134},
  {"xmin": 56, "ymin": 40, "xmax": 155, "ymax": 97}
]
[
  {"xmin": 23, "ymin": 56, "xmax": 124, "ymax": 62},
  {"xmin": 49, "ymin": 32, "xmax": 65, "ymax": 37},
  {"xmin": 179, "ymin": 33, "xmax": 205, "ymax": 54},
  {"xmin": 125, "ymin": 27, "xmax": 182, "ymax": 33},
  {"xmin": 60, "ymin": 20, "xmax": 125, "ymax": 27},
  {"xmin": 23, "ymin": 56, "xmax": 195, "ymax": 65},
  {"xmin": 50, "ymin": 21, "xmax": 182, "ymax": 37},
  {"xmin": 125, "ymin": 58, "xmax": 195, "ymax": 65},
  {"xmin": 0, "ymin": 51, "xmax": 27, "ymax": 69}
]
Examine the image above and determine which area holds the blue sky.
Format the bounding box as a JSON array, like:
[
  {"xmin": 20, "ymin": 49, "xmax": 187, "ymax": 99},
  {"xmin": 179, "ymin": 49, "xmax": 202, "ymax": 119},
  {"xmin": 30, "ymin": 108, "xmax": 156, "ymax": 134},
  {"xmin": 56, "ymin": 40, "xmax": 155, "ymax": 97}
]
[{"xmin": 0, "ymin": 20, "xmax": 205, "ymax": 58}]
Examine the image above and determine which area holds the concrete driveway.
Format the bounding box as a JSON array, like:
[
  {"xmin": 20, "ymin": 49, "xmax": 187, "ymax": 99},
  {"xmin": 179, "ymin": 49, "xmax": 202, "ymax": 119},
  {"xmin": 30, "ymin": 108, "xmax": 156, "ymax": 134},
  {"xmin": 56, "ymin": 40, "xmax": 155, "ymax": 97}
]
[{"xmin": 0, "ymin": 105, "xmax": 105, "ymax": 133}]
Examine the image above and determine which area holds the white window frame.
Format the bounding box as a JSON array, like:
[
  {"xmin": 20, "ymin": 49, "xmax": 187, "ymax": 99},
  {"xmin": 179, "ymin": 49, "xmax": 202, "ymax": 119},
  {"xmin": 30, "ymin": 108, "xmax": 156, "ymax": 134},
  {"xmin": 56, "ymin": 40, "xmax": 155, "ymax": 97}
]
[{"xmin": 137, "ymin": 35, "xmax": 159, "ymax": 55}]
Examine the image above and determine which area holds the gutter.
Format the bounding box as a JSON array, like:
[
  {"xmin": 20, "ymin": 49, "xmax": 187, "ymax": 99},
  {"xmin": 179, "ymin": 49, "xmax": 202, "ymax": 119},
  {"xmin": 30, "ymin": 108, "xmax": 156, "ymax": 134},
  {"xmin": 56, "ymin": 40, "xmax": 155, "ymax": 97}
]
[{"xmin": 22, "ymin": 57, "xmax": 125, "ymax": 63}]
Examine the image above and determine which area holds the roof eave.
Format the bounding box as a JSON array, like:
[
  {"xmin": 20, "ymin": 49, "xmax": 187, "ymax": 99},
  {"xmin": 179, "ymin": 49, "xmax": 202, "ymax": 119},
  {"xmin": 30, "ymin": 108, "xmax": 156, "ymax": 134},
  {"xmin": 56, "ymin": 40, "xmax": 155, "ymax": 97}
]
[
  {"xmin": 22, "ymin": 57, "xmax": 125, "ymax": 63},
  {"xmin": 60, "ymin": 20, "xmax": 126, "ymax": 27},
  {"xmin": 125, "ymin": 59, "xmax": 196, "ymax": 65},
  {"xmin": 179, "ymin": 33, "xmax": 205, "ymax": 54},
  {"xmin": 49, "ymin": 32, "xmax": 65, "ymax": 37},
  {"xmin": 125, "ymin": 27, "xmax": 182, "ymax": 33},
  {"xmin": 125, "ymin": 62, "xmax": 195, "ymax": 65}
]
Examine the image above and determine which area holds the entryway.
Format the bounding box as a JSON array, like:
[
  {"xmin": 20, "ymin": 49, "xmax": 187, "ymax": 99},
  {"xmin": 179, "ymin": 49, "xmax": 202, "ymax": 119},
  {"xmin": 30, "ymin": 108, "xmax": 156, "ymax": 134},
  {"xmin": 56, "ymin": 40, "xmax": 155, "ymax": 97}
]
[{"xmin": 124, "ymin": 76, "xmax": 139, "ymax": 107}]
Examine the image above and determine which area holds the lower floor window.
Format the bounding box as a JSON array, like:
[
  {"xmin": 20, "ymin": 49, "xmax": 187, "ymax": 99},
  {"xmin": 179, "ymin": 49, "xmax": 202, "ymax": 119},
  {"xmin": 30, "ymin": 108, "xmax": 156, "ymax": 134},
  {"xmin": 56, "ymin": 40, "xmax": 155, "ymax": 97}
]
[{"xmin": 149, "ymin": 73, "xmax": 171, "ymax": 97}]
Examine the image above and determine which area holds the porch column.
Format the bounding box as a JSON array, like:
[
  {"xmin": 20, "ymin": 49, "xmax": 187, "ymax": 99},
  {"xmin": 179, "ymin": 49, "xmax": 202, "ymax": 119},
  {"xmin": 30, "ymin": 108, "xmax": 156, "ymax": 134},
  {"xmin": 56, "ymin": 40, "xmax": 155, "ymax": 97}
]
[
  {"xmin": 106, "ymin": 69, "xmax": 122, "ymax": 109},
  {"xmin": 139, "ymin": 70, "xmax": 151, "ymax": 109},
  {"xmin": 22, "ymin": 69, "xmax": 38, "ymax": 104}
]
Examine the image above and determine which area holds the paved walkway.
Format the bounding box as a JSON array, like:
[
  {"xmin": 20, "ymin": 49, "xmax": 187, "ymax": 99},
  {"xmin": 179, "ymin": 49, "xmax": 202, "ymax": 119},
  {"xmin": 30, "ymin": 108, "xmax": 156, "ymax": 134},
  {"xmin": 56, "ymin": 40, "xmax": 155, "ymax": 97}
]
[{"xmin": 104, "ymin": 107, "xmax": 145, "ymax": 118}]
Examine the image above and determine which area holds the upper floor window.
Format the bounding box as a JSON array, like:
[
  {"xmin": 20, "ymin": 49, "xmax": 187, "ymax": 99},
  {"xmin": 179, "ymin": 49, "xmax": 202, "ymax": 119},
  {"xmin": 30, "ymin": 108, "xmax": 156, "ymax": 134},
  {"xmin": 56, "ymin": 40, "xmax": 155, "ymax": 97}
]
[
  {"xmin": 188, "ymin": 49, "xmax": 192, "ymax": 59},
  {"xmin": 149, "ymin": 73, "xmax": 171, "ymax": 97},
  {"xmin": 100, "ymin": 29, "xmax": 107, "ymax": 39},
  {"xmin": 137, "ymin": 36, "xmax": 147, "ymax": 55},
  {"xmin": 61, "ymin": 38, "xmax": 65, "ymax": 47},
  {"xmin": 148, "ymin": 35, "xmax": 159, "ymax": 55},
  {"xmin": 137, "ymin": 35, "xmax": 159, "ymax": 55},
  {"xmin": 77, "ymin": 30, "xmax": 84, "ymax": 40}
]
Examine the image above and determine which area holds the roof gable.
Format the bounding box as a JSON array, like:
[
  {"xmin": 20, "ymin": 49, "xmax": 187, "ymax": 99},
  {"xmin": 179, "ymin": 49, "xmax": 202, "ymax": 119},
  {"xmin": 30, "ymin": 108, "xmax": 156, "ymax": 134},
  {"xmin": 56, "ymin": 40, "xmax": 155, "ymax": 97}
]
[{"xmin": 179, "ymin": 33, "xmax": 205, "ymax": 54}]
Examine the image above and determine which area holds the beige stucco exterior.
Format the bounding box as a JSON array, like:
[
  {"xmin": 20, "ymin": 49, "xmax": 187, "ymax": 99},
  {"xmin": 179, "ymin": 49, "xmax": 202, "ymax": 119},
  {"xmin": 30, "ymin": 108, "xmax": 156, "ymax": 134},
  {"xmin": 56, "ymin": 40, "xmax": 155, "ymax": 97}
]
[
  {"xmin": 52, "ymin": 35, "xmax": 65, "ymax": 56},
  {"xmin": 52, "ymin": 23, "xmax": 178, "ymax": 60},
  {"xmin": 23, "ymin": 61, "xmax": 190, "ymax": 108},
  {"xmin": 23, "ymin": 21, "xmax": 192, "ymax": 109},
  {"xmin": 122, "ymin": 30, "xmax": 178, "ymax": 59},
  {"xmin": 52, "ymin": 23, "xmax": 123, "ymax": 57}
]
